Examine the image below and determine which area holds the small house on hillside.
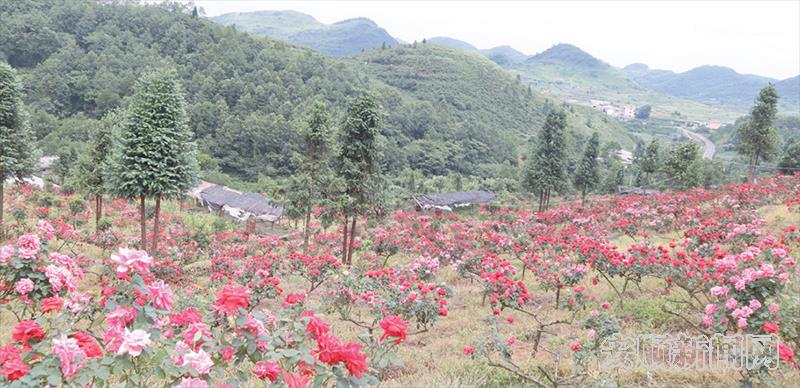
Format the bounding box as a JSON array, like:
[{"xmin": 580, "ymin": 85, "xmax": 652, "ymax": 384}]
[
  {"xmin": 616, "ymin": 186, "xmax": 660, "ymax": 196},
  {"xmin": 410, "ymin": 190, "xmax": 497, "ymax": 211},
  {"xmin": 187, "ymin": 181, "xmax": 284, "ymax": 231}
]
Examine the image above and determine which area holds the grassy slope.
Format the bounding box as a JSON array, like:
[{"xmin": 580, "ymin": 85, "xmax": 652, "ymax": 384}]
[{"xmin": 352, "ymin": 45, "xmax": 635, "ymax": 149}]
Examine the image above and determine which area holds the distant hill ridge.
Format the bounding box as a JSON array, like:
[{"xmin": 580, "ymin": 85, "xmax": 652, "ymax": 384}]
[{"xmin": 210, "ymin": 10, "xmax": 398, "ymax": 56}]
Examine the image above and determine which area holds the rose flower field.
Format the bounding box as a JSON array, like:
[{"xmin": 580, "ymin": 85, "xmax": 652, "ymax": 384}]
[{"xmin": 0, "ymin": 174, "xmax": 799, "ymax": 387}]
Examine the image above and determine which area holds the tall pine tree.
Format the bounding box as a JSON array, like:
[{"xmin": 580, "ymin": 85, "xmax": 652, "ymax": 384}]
[
  {"xmin": 338, "ymin": 94, "xmax": 382, "ymax": 264},
  {"xmin": 286, "ymin": 100, "xmax": 339, "ymax": 252},
  {"xmin": 0, "ymin": 62, "xmax": 36, "ymax": 237},
  {"xmin": 70, "ymin": 111, "xmax": 114, "ymax": 229},
  {"xmin": 107, "ymin": 68, "xmax": 197, "ymax": 252},
  {"xmin": 574, "ymin": 132, "xmax": 601, "ymax": 206},
  {"xmin": 737, "ymin": 85, "xmax": 779, "ymax": 183},
  {"xmin": 523, "ymin": 109, "xmax": 568, "ymax": 212}
]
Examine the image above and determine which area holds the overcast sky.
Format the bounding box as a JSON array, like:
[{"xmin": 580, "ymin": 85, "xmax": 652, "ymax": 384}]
[{"xmin": 196, "ymin": 1, "xmax": 800, "ymax": 80}]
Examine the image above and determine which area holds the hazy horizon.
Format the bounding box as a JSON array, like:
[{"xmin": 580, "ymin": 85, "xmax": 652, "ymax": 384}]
[{"xmin": 195, "ymin": 0, "xmax": 800, "ymax": 80}]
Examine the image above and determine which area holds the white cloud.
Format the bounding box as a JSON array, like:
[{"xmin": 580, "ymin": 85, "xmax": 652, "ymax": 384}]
[{"xmin": 197, "ymin": 0, "xmax": 800, "ymax": 79}]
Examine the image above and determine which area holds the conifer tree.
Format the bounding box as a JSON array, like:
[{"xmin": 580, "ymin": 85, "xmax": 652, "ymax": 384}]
[
  {"xmin": 737, "ymin": 85, "xmax": 779, "ymax": 183},
  {"xmin": 286, "ymin": 100, "xmax": 339, "ymax": 252},
  {"xmin": 523, "ymin": 109, "xmax": 568, "ymax": 212},
  {"xmin": 107, "ymin": 68, "xmax": 197, "ymax": 252},
  {"xmin": 574, "ymin": 132, "xmax": 601, "ymax": 206},
  {"xmin": 70, "ymin": 111, "xmax": 114, "ymax": 229},
  {"xmin": 0, "ymin": 62, "xmax": 36, "ymax": 237},
  {"xmin": 338, "ymin": 94, "xmax": 382, "ymax": 264}
]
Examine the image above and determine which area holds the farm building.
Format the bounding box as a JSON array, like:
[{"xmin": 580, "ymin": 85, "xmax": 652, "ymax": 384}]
[
  {"xmin": 187, "ymin": 181, "xmax": 285, "ymax": 230},
  {"xmin": 410, "ymin": 190, "xmax": 497, "ymax": 211},
  {"xmin": 616, "ymin": 186, "xmax": 661, "ymax": 196}
]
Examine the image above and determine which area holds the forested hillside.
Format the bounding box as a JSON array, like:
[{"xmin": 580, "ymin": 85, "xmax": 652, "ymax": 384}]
[
  {"xmin": 351, "ymin": 44, "xmax": 635, "ymax": 174},
  {"xmin": 0, "ymin": 0, "xmax": 373, "ymax": 181},
  {"xmin": 1, "ymin": 0, "xmax": 635, "ymax": 188}
]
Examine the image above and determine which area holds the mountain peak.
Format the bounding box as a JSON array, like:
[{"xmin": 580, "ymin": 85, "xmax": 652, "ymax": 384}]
[
  {"xmin": 427, "ymin": 36, "xmax": 479, "ymax": 51},
  {"xmin": 529, "ymin": 43, "xmax": 606, "ymax": 68}
]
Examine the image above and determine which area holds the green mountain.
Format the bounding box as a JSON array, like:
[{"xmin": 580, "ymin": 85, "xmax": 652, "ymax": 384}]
[
  {"xmin": 1, "ymin": 0, "xmax": 632, "ymax": 185},
  {"xmin": 210, "ymin": 11, "xmax": 398, "ymax": 57},
  {"xmin": 624, "ymin": 64, "xmax": 792, "ymax": 111},
  {"xmin": 480, "ymin": 46, "xmax": 527, "ymax": 65},
  {"xmin": 427, "ymin": 36, "xmax": 479, "ymax": 52},
  {"xmin": 508, "ymin": 44, "xmax": 742, "ymax": 122},
  {"xmin": 426, "ymin": 37, "xmax": 528, "ymax": 66},
  {"xmin": 208, "ymin": 10, "xmax": 322, "ymax": 40},
  {"xmin": 775, "ymin": 76, "xmax": 799, "ymax": 113},
  {"xmin": 350, "ymin": 44, "xmax": 634, "ymax": 156}
]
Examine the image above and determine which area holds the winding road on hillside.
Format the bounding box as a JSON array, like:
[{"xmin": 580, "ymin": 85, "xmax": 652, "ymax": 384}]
[{"xmin": 681, "ymin": 128, "xmax": 716, "ymax": 160}]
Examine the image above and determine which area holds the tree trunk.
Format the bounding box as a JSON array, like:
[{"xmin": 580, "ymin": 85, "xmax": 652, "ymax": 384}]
[
  {"xmin": 538, "ymin": 190, "xmax": 544, "ymax": 212},
  {"xmin": 341, "ymin": 217, "xmax": 349, "ymax": 264},
  {"xmin": 581, "ymin": 188, "xmax": 587, "ymax": 207},
  {"xmin": 139, "ymin": 195, "xmax": 147, "ymax": 250},
  {"xmin": 152, "ymin": 195, "xmax": 161, "ymax": 254},
  {"xmin": 0, "ymin": 183, "xmax": 4, "ymax": 240},
  {"xmin": 748, "ymin": 151, "xmax": 758, "ymax": 183},
  {"xmin": 303, "ymin": 209, "xmax": 311, "ymax": 253},
  {"xmin": 95, "ymin": 195, "xmax": 103, "ymax": 230},
  {"xmin": 347, "ymin": 217, "xmax": 357, "ymax": 264}
]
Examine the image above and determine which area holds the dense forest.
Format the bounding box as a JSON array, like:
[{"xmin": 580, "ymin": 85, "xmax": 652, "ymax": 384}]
[{"xmin": 0, "ymin": 0, "xmax": 637, "ymax": 196}]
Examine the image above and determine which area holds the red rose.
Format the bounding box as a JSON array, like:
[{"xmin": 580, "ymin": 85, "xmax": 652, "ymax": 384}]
[
  {"xmin": 252, "ymin": 360, "xmax": 281, "ymax": 382},
  {"xmin": 779, "ymin": 343, "xmax": 795, "ymax": 363},
  {"xmin": 0, "ymin": 344, "xmax": 29, "ymax": 381},
  {"xmin": 570, "ymin": 342, "xmax": 582, "ymax": 352},
  {"xmin": 282, "ymin": 293, "xmax": 306, "ymax": 307},
  {"xmin": 463, "ymin": 346, "xmax": 474, "ymax": 355},
  {"xmin": 338, "ymin": 342, "xmax": 368, "ymax": 378},
  {"xmin": 213, "ymin": 284, "xmax": 250, "ymax": 316},
  {"xmin": 379, "ymin": 315, "xmax": 408, "ymax": 344},
  {"xmin": 11, "ymin": 320, "xmax": 45, "ymax": 345},
  {"xmin": 303, "ymin": 312, "xmax": 330, "ymax": 340},
  {"xmin": 763, "ymin": 321, "xmax": 780, "ymax": 334},
  {"xmin": 72, "ymin": 331, "xmax": 103, "ymax": 358},
  {"xmin": 40, "ymin": 297, "xmax": 63, "ymax": 313}
]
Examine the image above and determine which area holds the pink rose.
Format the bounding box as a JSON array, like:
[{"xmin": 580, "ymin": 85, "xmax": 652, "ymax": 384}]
[
  {"xmin": 16, "ymin": 234, "xmax": 40, "ymax": 259},
  {"xmin": 174, "ymin": 377, "xmax": 209, "ymax": 388},
  {"xmin": 725, "ymin": 298, "xmax": 738, "ymax": 310},
  {"xmin": 0, "ymin": 245, "xmax": 14, "ymax": 263},
  {"xmin": 148, "ymin": 280, "xmax": 174, "ymax": 310},
  {"xmin": 37, "ymin": 220, "xmax": 55, "ymax": 240},
  {"xmin": 110, "ymin": 247, "xmax": 153, "ymax": 276},
  {"xmin": 182, "ymin": 349, "xmax": 213, "ymax": 375},
  {"xmin": 117, "ymin": 328, "xmax": 151, "ymax": 357},
  {"xmin": 14, "ymin": 279, "xmax": 34, "ymax": 295}
]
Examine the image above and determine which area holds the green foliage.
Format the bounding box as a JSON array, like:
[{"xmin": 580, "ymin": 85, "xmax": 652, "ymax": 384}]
[
  {"xmin": 338, "ymin": 94, "xmax": 383, "ymax": 216},
  {"xmin": 737, "ymin": 85, "xmax": 780, "ymax": 162},
  {"xmin": 286, "ymin": 99, "xmax": 340, "ymax": 225},
  {"xmin": 69, "ymin": 111, "xmax": 114, "ymax": 195},
  {"xmin": 573, "ymin": 132, "xmax": 601, "ymax": 198},
  {"xmin": 778, "ymin": 138, "xmax": 800, "ymax": 175},
  {"xmin": 107, "ymin": 68, "xmax": 197, "ymax": 199},
  {"xmin": 523, "ymin": 110, "xmax": 569, "ymax": 194},
  {"xmin": 638, "ymin": 139, "xmax": 661, "ymax": 185},
  {"xmin": 0, "ymin": 61, "xmax": 36, "ymax": 182},
  {"xmin": 664, "ymin": 142, "xmax": 703, "ymax": 190}
]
